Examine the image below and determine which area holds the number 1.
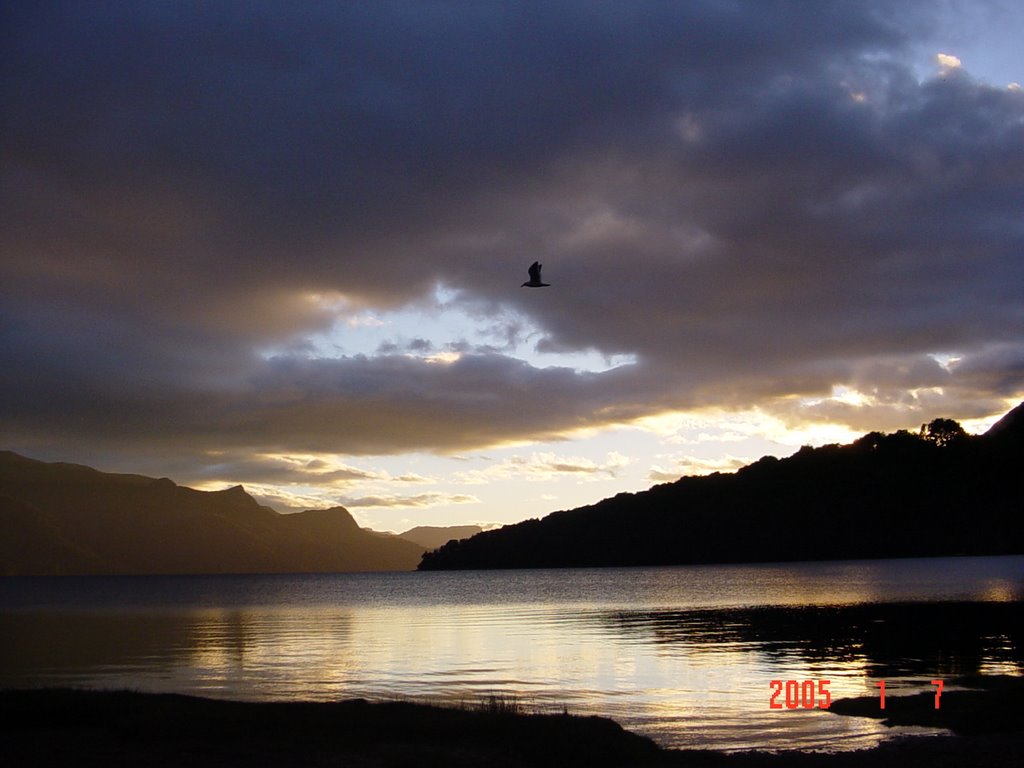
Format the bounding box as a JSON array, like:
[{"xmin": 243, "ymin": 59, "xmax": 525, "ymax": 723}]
[{"xmin": 876, "ymin": 680, "xmax": 886, "ymax": 709}]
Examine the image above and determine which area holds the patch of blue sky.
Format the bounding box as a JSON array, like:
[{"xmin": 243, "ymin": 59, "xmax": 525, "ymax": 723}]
[
  {"xmin": 264, "ymin": 285, "xmax": 637, "ymax": 374},
  {"xmin": 907, "ymin": 7, "xmax": 1024, "ymax": 88}
]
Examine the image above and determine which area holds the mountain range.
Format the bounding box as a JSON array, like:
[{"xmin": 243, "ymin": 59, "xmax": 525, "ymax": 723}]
[
  {"xmin": 420, "ymin": 402, "xmax": 1024, "ymax": 570},
  {"xmin": 0, "ymin": 451, "xmax": 476, "ymax": 576},
  {"xmin": 4, "ymin": 402, "xmax": 1022, "ymax": 576}
]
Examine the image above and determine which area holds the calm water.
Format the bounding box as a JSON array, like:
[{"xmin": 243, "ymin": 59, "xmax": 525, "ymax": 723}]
[{"xmin": 2, "ymin": 556, "xmax": 1022, "ymax": 752}]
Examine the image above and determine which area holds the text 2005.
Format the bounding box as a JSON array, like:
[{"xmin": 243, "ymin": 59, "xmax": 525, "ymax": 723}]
[{"xmin": 769, "ymin": 679, "xmax": 831, "ymax": 709}]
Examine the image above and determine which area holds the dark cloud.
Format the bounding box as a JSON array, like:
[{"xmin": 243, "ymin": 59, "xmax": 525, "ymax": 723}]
[
  {"xmin": 182, "ymin": 454, "xmax": 383, "ymax": 486},
  {"xmin": 2, "ymin": 1, "xmax": 1023, "ymax": 473},
  {"xmin": 0, "ymin": 345, "xmax": 657, "ymax": 458}
]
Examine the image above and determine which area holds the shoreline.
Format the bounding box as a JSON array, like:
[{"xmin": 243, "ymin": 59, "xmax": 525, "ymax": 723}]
[{"xmin": 3, "ymin": 686, "xmax": 1022, "ymax": 767}]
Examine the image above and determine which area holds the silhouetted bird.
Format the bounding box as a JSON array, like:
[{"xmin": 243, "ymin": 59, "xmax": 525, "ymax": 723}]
[{"xmin": 521, "ymin": 261, "xmax": 550, "ymax": 287}]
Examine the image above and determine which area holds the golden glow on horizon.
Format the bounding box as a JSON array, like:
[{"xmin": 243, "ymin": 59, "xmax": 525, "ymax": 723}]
[
  {"xmin": 635, "ymin": 405, "xmax": 862, "ymax": 448},
  {"xmin": 424, "ymin": 350, "xmax": 462, "ymax": 364},
  {"xmin": 181, "ymin": 390, "xmax": 1019, "ymax": 528},
  {"xmin": 980, "ymin": 580, "xmax": 1019, "ymax": 603}
]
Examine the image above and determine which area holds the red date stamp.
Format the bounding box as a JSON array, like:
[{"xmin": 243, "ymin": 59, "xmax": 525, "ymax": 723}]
[
  {"xmin": 877, "ymin": 679, "xmax": 944, "ymax": 709},
  {"xmin": 769, "ymin": 679, "xmax": 832, "ymax": 709},
  {"xmin": 771, "ymin": 679, "xmax": 944, "ymax": 709}
]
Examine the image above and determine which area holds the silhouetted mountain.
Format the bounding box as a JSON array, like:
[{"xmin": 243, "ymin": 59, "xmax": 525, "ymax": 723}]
[
  {"xmin": 0, "ymin": 451, "xmax": 425, "ymax": 575},
  {"xmin": 420, "ymin": 404, "xmax": 1024, "ymax": 570},
  {"xmin": 984, "ymin": 400, "xmax": 1024, "ymax": 445},
  {"xmin": 398, "ymin": 525, "xmax": 483, "ymax": 550}
]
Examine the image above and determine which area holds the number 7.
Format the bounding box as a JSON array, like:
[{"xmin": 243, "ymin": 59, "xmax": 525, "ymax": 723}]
[{"xmin": 931, "ymin": 679, "xmax": 943, "ymax": 709}]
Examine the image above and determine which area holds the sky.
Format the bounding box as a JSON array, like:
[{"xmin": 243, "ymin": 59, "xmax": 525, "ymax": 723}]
[{"xmin": 2, "ymin": 1, "xmax": 1023, "ymax": 532}]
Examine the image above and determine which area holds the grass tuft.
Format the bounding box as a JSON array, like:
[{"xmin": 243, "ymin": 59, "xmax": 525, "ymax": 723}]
[{"xmin": 478, "ymin": 693, "xmax": 525, "ymax": 715}]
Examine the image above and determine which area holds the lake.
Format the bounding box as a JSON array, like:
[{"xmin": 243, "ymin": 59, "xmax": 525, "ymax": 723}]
[{"xmin": 1, "ymin": 555, "xmax": 1022, "ymax": 752}]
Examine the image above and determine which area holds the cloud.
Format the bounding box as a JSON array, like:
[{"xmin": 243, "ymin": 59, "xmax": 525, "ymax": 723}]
[
  {"xmin": 510, "ymin": 451, "xmax": 631, "ymax": 478},
  {"xmin": 3, "ymin": 1, "xmax": 1023, "ymax": 479},
  {"xmin": 647, "ymin": 454, "xmax": 750, "ymax": 483},
  {"xmin": 185, "ymin": 453, "xmax": 386, "ymax": 485},
  {"xmin": 241, "ymin": 485, "xmax": 342, "ymax": 515},
  {"xmin": 456, "ymin": 451, "xmax": 632, "ymax": 484},
  {"xmin": 394, "ymin": 473, "xmax": 434, "ymax": 484},
  {"xmin": 340, "ymin": 493, "xmax": 480, "ymax": 510}
]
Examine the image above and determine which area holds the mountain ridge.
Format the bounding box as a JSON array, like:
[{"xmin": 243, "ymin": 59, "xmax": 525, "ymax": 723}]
[
  {"xmin": 419, "ymin": 404, "xmax": 1024, "ymax": 570},
  {"xmin": 398, "ymin": 525, "xmax": 484, "ymax": 550},
  {"xmin": 0, "ymin": 451, "xmax": 425, "ymax": 575}
]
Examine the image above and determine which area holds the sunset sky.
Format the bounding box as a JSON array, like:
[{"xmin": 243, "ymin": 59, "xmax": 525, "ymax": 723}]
[{"xmin": 3, "ymin": 2, "xmax": 1023, "ymax": 532}]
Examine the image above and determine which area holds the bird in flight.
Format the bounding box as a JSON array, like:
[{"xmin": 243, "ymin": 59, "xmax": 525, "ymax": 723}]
[{"xmin": 521, "ymin": 261, "xmax": 550, "ymax": 287}]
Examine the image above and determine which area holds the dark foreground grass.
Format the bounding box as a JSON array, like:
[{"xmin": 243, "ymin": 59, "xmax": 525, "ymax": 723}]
[{"xmin": 3, "ymin": 684, "xmax": 1023, "ymax": 768}]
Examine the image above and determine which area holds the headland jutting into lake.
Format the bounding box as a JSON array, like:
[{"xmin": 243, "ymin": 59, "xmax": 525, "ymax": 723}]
[{"xmin": 421, "ymin": 404, "xmax": 1024, "ymax": 570}]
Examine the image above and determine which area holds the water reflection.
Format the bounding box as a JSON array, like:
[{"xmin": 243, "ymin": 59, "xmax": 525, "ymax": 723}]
[
  {"xmin": 2, "ymin": 557, "xmax": 1022, "ymax": 752},
  {"xmin": 601, "ymin": 601, "xmax": 1024, "ymax": 677}
]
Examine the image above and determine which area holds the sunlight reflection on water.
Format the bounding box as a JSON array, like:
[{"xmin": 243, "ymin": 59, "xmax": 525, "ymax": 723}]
[{"xmin": 2, "ymin": 555, "xmax": 1022, "ymax": 752}]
